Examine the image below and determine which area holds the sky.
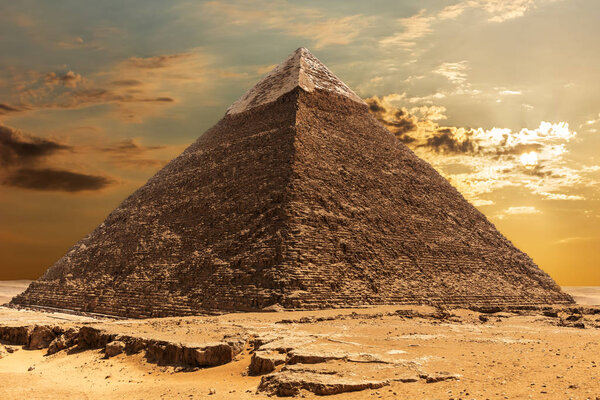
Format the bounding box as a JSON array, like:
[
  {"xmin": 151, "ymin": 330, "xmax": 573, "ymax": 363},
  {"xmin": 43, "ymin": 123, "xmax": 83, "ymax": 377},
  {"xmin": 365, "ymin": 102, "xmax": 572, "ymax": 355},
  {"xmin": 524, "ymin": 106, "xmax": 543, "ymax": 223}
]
[{"xmin": 0, "ymin": 0, "xmax": 598, "ymax": 285}]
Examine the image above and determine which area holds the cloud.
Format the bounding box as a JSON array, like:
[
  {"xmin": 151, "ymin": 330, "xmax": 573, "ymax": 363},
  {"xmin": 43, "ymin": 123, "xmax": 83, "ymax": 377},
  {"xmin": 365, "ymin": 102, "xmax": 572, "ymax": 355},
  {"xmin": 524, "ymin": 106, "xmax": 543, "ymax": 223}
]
[
  {"xmin": 99, "ymin": 138, "xmax": 167, "ymax": 168},
  {"xmin": 0, "ymin": 103, "xmax": 30, "ymax": 115},
  {"xmin": 367, "ymin": 94, "xmax": 593, "ymax": 203},
  {"xmin": 380, "ymin": 1, "xmax": 563, "ymax": 50},
  {"xmin": 0, "ymin": 124, "xmax": 70, "ymax": 167},
  {"xmin": 124, "ymin": 54, "xmax": 192, "ymax": 69},
  {"xmin": 0, "ymin": 123, "xmax": 114, "ymax": 192},
  {"xmin": 434, "ymin": 62, "xmax": 469, "ymax": 84},
  {"xmin": 497, "ymin": 206, "xmax": 541, "ymax": 219},
  {"xmin": 3, "ymin": 168, "xmax": 113, "ymax": 192},
  {"xmin": 44, "ymin": 71, "xmax": 83, "ymax": 88},
  {"xmin": 379, "ymin": 9, "xmax": 433, "ymax": 48},
  {"xmin": 554, "ymin": 236, "xmax": 600, "ymax": 245},
  {"xmin": 366, "ymin": 97, "xmax": 418, "ymax": 143},
  {"xmin": 4, "ymin": 51, "xmax": 207, "ymax": 122},
  {"xmin": 439, "ymin": 0, "xmax": 562, "ymax": 23},
  {"xmin": 110, "ymin": 79, "xmax": 144, "ymax": 87},
  {"xmin": 422, "ymin": 128, "xmax": 477, "ymax": 153},
  {"xmin": 200, "ymin": 1, "xmax": 372, "ymax": 49}
]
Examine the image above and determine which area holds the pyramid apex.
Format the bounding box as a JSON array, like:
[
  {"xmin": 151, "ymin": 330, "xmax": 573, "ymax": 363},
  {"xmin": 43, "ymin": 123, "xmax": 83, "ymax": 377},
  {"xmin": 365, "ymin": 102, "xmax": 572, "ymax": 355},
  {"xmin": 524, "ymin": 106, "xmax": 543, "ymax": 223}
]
[{"xmin": 226, "ymin": 47, "xmax": 366, "ymax": 115}]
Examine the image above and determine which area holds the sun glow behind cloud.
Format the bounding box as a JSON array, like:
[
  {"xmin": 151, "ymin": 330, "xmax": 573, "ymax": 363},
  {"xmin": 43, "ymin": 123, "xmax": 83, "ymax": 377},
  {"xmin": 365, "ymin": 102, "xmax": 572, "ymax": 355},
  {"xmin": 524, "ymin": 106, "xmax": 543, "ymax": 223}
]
[
  {"xmin": 367, "ymin": 95, "xmax": 594, "ymax": 206},
  {"xmin": 520, "ymin": 151, "xmax": 538, "ymax": 167}
]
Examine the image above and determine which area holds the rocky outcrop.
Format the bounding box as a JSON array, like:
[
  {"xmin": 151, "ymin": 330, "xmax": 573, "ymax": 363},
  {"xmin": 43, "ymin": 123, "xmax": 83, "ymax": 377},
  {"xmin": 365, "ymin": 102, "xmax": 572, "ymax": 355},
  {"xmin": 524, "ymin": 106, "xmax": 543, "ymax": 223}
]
[
  {"xmin": 249, "ymin": 351, "xmax": 287, "ymax": 375},
  {"xmin": 258, "ymin": 370, "xmax": 389, "ymax": 396},
  {"xmin": 287, "ymin": 350, "xmax": 387, "ymax": 365},
  {"xmin": 105, "ymin": 341, "xmax": 125, "ymax": 357},
  {"xmin": 47, "ymin": 335, "xmax": 68, "ymax": 355},
  {"xmin": 0, "ymin": 325, "xmax": 33, "ymax": 345},
  {"xmin": 0, "ymin": 323, "xmax": 246, "ymax": 368},
  {"xmin": 29, "ymin": 326, "xmax": 58, "ymax": 349}
]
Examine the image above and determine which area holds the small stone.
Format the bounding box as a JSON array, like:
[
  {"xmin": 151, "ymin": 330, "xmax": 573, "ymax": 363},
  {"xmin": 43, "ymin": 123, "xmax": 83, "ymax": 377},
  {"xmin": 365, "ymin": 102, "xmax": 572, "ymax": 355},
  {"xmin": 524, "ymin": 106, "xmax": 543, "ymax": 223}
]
[
  {"xmin": 208, "ymin": 388, "xmax": 216, "ymax": 395},
  {"xmin": 28, "ymin": 366, "xmax": 35, "ymax": 372}
]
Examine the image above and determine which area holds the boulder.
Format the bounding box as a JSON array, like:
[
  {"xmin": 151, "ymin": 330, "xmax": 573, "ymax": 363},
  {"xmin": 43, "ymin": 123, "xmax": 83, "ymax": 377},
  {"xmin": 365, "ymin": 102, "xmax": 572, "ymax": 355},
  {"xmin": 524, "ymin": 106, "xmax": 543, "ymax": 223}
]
[
  {"xmin": 419, "ymin": 372, "xmax": 461, "ymax": 383},
  {"xmin": 195, "ymin": 343, "xmax": 233, "ymax": 366},
  {"xmin": 249, "ymin": 351, "xmax": 287, "ymax": 375},
  {"xmin": 47, "ymin": 336, "xmax": 68, "ymax": 355},
  {"xmin": 29, "ymin": 326, "xmax": 56, "ymax": 349},
  {"xmin": 105, "ymin": 341, "xmax": 126, "ymax": 358}
]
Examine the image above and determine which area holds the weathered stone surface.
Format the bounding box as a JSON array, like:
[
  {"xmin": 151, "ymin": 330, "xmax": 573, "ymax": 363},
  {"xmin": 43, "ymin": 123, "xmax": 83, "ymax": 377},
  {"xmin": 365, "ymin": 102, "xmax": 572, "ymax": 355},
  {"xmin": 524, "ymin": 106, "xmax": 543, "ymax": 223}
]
[
  {"xmin": 47, "ymin": 335, "xmax": 68, "ymax": 355},
  {"xmin": 105, "ymin": 340, "xmax": 125, "ymax": 357},
  {"xmin": 11, "ymin": 47, "xmax": 573, "ymax": 318},
  {"xmin": 194, "ymin": 343, "xmax": 234, "ymax": 366},
  {"xmin": 29, "ymin": 325, "xmax": 56, "ymax": 349},
  {"xmin": 286, "ymin": 349, "xmax": 386, "ymax": 365},
  {"xmin": 0, "ymin": 325, "xmax": 33, "ymax": 345},
  {"xmin": 78, "ymin": 326, "xmax": 116, "ymax": 349},
  {"xmin": 249, "ymin": 351, "xmax": 287, "ymax": 376},
  {"xmin": 419, "ymin": 372, "xmax": 461, "ymax": 383},
  {"xmin": 258, "ymin": 370, "xmax": 389, "ymax": 396}
]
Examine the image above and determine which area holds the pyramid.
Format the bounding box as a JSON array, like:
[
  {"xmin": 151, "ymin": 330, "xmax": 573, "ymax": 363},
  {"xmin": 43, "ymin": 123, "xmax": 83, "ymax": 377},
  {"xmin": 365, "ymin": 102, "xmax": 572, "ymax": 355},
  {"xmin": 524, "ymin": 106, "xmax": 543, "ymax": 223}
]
[{"xmin": 12, "ymin": 48, "xmax": 573, "ymax": 318}]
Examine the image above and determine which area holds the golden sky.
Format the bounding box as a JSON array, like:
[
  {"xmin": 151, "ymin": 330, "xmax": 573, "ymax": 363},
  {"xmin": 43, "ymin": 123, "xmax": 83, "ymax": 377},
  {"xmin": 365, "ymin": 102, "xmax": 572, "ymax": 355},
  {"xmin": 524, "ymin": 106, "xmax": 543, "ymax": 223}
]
[{"xmin": 0, "ymin": 0, "xmax": 598, "ymax": 284}]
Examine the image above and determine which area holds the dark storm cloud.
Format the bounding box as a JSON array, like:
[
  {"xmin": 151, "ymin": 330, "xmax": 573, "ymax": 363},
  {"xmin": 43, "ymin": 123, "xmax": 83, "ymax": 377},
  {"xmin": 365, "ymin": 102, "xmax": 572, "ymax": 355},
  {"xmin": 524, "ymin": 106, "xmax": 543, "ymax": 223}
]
[
  {"xmin": 0, "ymin": 124, "xmax": 70, "ymax": 167},
  {"xmin": 110, "ymin": 79, "xmax": 143, "ymax": 87},
  {"xmin": 3, "ymin": 168, "xmax": 113, "ymax": 192},
  {"xmin": 100, "ymin": 139, "xmax": 164, "ymax": 153},
  {"xmin": 0, "ymin": 123, "xmax": 114, "ymax": 192},
  {"xmin": 366, "ymin": 97, "xmax": 417, "ymax": 142},
  {"xmin": 0, "ymin": 103, "xmax": 30, "ymax": 115},
  {"xmin": 422, "ymin": 128, "xmax": 477, "ymax": 154}
]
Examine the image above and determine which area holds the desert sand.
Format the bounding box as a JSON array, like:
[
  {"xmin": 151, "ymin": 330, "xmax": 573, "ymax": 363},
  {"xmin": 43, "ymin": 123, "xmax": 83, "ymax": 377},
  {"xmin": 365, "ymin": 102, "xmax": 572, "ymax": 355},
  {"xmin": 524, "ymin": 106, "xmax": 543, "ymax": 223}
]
[
  {"xmin": 0, "ymin": 281, "xmax": 30, "ymax": 306},
  {"xmin": 1, "ymin": 295, "xmax": 600, "ymax": 399}
]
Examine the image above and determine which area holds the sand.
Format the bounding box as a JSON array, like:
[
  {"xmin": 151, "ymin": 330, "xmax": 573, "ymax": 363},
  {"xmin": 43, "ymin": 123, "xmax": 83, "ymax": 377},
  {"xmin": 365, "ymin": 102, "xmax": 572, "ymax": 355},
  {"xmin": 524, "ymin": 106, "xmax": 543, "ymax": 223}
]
[
  {"xmin": 1, "ymin": 302, "xmax": 600, "ymax": 399},
  {"xmin": 0, "ymin": 281, "xmax": 30, "ymax": 306},
  {"xmin": 562, "ymin": 286, "xmax": 600, "ymax": 305}
]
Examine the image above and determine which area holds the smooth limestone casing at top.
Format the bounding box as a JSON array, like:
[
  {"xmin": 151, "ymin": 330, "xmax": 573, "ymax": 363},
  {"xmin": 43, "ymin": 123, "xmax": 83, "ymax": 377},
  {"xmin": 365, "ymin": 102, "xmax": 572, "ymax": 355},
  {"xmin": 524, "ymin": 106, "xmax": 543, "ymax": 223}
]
[{"xmin": 11, "ymin": 48, "xmax": 573, "ymax": 318}]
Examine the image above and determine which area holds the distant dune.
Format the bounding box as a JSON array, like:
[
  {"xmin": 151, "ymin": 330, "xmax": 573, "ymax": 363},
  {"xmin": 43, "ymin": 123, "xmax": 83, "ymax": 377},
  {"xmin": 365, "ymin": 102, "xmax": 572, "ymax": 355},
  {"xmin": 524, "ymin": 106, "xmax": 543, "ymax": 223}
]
[
  {"xmin": 0, "ymin": 280, "xmax": 31, "ymax": 305},
  {"xmin": 562, "ymin": 286, "xmax": 600, "ymax": 305},
  {"xmin": 0, "ymin": 281, "xmax": 598, "ymax": 307}
]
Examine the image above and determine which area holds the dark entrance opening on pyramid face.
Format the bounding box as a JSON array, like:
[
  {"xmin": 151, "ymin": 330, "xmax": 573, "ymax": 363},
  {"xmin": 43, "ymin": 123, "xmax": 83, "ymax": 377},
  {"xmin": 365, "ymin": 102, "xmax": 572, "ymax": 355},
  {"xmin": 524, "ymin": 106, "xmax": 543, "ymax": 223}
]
[{"xmin": 10, "ymin": 47, "xmax": 573, "ymax": 318}]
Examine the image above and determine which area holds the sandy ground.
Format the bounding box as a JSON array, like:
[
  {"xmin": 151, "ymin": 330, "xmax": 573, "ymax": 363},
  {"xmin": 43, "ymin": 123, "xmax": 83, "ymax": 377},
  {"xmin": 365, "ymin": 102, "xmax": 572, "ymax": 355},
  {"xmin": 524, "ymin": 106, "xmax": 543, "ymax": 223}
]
[
  {"xmin": 562, "ymin": 286, "xmax": 600, "ymax": 306},
  {"xmin": 0, "ymin": 281, "xmax": 31, "ymax": 305},
  {"xmin": 1, "ymin": 303, "xmax": 600, "ymax": 399}
]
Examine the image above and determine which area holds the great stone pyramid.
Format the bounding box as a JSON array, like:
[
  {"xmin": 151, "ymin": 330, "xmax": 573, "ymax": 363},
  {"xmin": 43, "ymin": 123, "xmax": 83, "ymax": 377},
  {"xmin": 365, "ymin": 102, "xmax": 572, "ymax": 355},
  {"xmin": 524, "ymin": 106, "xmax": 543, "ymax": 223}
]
[{"xmin": 12, "ymin": 48, "xmax": 573, "ymax": 318}]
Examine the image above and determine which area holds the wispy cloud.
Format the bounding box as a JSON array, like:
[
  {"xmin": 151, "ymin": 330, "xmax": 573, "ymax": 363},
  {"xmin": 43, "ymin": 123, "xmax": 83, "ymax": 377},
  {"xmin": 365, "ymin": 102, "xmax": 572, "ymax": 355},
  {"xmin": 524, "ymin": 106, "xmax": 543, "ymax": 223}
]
[
  {"xmin": 381, "ymin": 0, "xmax": 564, "ymax": 50},
  {"xmin": 0, "ymin": 51, "xmax": 212, "ymax": 122},
  {"xmin": 98, "ymin": 139, "xmax": 167, "ymax": 168},
  {"xmin": 379, "ymin": 9, "xmax": 433, "ymax": 48},
  {"xmin": 199, "ymin": 1, "xmax": 373, "ymax": 49},
  {"xmin": 434, "ymin": 61, "xmax": 469, "ymax": 84},
  {"xmin": 554, "ymin": 236, "xmax": 600, "ymax": 245},
  {"xmin": 497, "ymin": 205, "xmax": 541, "ymax": 219}
]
